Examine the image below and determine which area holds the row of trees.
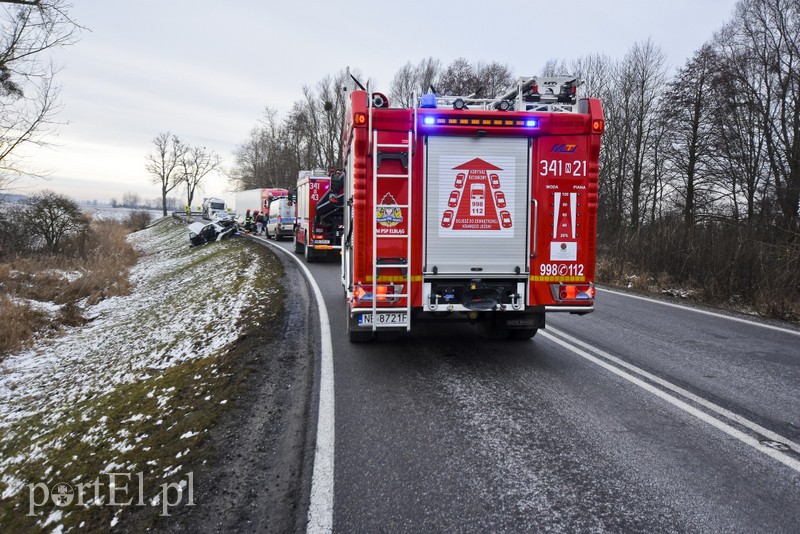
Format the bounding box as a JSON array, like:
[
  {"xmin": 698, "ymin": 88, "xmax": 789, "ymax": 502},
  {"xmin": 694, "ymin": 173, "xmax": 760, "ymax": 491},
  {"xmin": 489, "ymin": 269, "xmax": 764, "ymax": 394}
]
[
  {"xmin": 110, "ymin": 192, "xmax": 179, "ymax": 210},
  {"xmin": 229, "ymin": 58, "xmax": 516, "ymax": 191},
  {"xmin": 225, "ymin": 0, "xmax": 797, "ymax": 317},
  {"xmin": 230, "ymin": 0, "xmax": 798, "ymax": 235},
  {"xmin": 581, "ymin": 0, "xmax": 799, "ymax": 234},
  {"xmin": 145, "ymin": 132, "xmax": 221, "ymax": 216}
]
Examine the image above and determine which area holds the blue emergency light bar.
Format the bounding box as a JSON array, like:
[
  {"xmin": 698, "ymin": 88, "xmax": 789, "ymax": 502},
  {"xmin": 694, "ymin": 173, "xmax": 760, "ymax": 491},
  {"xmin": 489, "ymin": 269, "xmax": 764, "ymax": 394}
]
[{"xmin": 420, "ymin": 116, "xmax": 540, "ymax": 128}]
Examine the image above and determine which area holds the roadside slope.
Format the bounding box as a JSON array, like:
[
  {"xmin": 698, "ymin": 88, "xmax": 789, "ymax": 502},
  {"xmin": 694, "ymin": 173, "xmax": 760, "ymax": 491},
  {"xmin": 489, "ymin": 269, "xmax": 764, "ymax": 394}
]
[{"xmin": 0, "ymin": 218, "xmax": 311, "ymax": 532}]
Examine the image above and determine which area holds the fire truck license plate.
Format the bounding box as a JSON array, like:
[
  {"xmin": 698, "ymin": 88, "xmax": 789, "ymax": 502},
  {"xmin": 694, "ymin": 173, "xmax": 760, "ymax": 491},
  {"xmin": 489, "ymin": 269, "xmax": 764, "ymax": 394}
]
[{"xmin": 358, "ymin": 313, "xmax": 407, "ymax": 325}]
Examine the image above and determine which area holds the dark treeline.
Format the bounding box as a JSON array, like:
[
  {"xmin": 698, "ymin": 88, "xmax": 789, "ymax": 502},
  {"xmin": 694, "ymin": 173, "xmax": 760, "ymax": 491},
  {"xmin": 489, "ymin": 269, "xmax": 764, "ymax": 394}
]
[
  {"xmin": 231, "ymin": 0, "xmax": 799, "ymax": 320},
  {"xmin": 228, "ymin": 61, "xmax": 515, "ymax": 191}
]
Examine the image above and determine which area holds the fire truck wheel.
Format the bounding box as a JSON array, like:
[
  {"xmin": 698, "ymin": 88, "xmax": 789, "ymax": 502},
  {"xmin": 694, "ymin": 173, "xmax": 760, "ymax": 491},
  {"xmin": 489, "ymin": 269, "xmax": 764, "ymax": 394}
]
[
  {"xmin": 510, "ymin": 328, "xmax": 538, "ymax": 340},
  {"xmin": 481, "ymin": 315, "xmax": 510, "ymax": 340},
  {"xmin": 347, "ymin": 314, "xmax": 372, "ymax": 343},
  {"xmin": 304, "ymin": 240, "xmax": 316, "ymax": 263}
]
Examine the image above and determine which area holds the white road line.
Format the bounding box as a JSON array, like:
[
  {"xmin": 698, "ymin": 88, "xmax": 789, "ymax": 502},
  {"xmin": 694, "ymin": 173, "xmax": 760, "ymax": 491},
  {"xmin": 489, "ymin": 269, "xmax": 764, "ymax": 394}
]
[
  {"xmin": 597, "ymin": 287, "xmax": 800, "ymax": 337},
  {"xmin": 539, "ymin": 329, "xmax": 800, "ymax": 474},
  {"xmin": 257, "ymin": 238, "xmax": 335, "ymax": 533},
  {"xmin": 547, "ymin": 326, "xmax": 800, "ymax": 455}
]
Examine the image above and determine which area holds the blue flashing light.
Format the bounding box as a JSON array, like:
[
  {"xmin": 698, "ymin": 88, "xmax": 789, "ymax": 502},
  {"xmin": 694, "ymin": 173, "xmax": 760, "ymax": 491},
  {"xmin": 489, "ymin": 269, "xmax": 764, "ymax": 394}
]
[
  {"xmin": 423, "ymin": 116, "xmax": 435, "ymax": 125},
  {"xmin": 420, "ymin": 93, "xmax": 437, "ymax": 108},
  {"xmin": 525, "ymin": 119, "xmax": 539, "ymax": 127}
]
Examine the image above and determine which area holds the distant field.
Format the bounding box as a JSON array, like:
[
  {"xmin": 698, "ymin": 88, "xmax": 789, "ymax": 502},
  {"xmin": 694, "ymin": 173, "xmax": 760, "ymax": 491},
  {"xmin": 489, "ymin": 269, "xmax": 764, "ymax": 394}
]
[{"xmin": 81, "ymin": 206, "xmax": 166, "ymax": 222}]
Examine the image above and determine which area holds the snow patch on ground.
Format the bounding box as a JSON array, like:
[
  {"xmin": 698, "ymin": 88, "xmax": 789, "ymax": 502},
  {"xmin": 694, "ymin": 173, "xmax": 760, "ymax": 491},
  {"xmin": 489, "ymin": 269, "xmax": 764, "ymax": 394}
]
[{"xmin": 0, "ymin": 219, "xmax": 277, "ymax": 507}]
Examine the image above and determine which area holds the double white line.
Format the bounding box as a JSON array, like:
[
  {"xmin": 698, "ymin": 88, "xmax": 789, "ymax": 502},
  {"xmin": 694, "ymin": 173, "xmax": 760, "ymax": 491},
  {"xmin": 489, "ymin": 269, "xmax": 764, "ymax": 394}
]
[{"xmin": 541, "ymin": 326, "xmax": 800, "ymax": 473}]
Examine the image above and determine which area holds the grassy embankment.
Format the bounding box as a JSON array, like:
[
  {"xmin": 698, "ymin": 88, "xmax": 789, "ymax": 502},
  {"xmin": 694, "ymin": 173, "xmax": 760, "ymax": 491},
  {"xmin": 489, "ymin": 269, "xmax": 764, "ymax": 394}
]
[{"xmin": 0, "ymin": 218, "xmax": 284, "ymax": 532}]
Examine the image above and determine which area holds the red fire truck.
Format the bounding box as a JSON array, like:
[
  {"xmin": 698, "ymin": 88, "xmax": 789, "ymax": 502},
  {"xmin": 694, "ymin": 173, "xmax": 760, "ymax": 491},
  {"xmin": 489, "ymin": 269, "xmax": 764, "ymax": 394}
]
[
  {"xmin": 294, "ymin": 169, "xmax": 344, "ymax": 262},
  {"xmin": 340, "ymin": 76, "xmax": 604, "ymax": 342}
]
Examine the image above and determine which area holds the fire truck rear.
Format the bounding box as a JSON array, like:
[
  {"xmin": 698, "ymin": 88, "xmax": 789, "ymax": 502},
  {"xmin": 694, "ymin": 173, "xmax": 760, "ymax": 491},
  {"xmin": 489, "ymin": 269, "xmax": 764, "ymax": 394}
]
[
  {"xmin": 294, "ymin": 170, "xmax": 343, "ymax": 262},
  {"xmin": 341, "ymin": 77, "xmax": 604, "ymax": 342}
]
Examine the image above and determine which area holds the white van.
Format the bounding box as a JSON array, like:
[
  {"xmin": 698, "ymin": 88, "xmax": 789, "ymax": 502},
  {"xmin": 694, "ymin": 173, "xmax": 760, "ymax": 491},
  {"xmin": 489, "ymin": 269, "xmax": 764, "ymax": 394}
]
[{"xmin": 266, "ymin": 197, "xmax": 296, "ymax": 240}]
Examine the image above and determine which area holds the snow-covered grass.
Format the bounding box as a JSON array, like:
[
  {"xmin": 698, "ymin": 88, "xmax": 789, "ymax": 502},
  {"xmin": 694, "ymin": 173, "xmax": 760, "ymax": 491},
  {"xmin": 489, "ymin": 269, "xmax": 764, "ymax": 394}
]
[
  {"xmin": 83, "ymin": 206, "xmax": 164, "ymax": 223},
  {"xmin": 0, "ymin": 218, "xmax": 284, "ymax": 532}
]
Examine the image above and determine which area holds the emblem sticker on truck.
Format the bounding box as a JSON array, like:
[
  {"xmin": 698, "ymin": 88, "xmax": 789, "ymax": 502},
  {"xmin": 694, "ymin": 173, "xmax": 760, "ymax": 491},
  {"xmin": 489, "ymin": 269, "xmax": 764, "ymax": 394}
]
[
  {"xmin": 376, "ymin": 193, "xmax": 406, "ymax": 235},
  {"xmin": 438, "ymin": 157, "xmax": 515, "ymax": 238}
]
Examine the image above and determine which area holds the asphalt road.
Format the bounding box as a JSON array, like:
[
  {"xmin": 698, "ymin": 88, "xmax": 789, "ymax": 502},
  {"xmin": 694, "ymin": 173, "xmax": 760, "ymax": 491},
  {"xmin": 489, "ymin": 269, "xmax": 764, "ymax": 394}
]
[{"xmin": 264, "ymin": 238, "xmax": 800, "ymax": 533}]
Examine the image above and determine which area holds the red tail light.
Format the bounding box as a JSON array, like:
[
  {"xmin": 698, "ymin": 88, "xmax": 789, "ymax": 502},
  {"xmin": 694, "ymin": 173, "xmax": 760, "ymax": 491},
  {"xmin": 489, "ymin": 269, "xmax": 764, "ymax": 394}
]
[
  {"xmin": 592, "ymin": 120, "xmax": 605, "ymax": 133},
  {"xmin": 354, "ymin": 112, "xmax": 367, "ymax": 127},
  {"xmin": 552, "ymin": 283, "xmax": 595, "ymax": 302}
]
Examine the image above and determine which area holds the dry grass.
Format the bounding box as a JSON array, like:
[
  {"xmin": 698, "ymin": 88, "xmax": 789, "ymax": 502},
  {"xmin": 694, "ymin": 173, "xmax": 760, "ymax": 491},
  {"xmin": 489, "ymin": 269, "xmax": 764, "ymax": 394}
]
[
  {"xmin": 0, "ymin": 296, "xmax": 49, "ymax": 354},
  {"xmin": 596, "ymin": 221, "xmax": 800, "ymax": 322},
  {"xmin": 0, "ymin": 220, "xmax": 140, "ymax": 358}
]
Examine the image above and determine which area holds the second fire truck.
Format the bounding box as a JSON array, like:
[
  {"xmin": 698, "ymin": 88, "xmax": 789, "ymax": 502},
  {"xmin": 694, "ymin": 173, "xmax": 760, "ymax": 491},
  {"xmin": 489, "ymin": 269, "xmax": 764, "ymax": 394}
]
[
  {"xmin": 340, "ymin": 76, "xmax": 604, "ymax": 342},
  {"xmin": 294, "ymin": 169, "xmax": 344, "ymax": 262}
]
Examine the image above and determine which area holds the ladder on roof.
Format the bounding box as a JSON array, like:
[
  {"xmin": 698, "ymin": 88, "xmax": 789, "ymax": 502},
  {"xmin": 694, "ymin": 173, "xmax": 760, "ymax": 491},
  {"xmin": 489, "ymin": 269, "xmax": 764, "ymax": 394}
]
[{"xmin": 370, "ymin": 129, "xmax": 413, "ymax": 331}]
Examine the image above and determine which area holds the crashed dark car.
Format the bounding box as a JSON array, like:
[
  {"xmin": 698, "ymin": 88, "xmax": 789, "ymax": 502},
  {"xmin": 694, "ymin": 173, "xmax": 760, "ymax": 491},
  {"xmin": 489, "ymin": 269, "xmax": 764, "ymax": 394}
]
[{"xmin": 188, "ymin": 219, "xmax": 238, "ymax": 246}]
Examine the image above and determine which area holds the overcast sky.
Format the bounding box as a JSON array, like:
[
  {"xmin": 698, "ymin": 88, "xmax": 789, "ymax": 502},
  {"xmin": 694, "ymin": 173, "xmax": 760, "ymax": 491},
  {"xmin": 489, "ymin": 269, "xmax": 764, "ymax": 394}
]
[{"xmin": 9, "ymin": 0, "xmax": 740, "ymax": 207}]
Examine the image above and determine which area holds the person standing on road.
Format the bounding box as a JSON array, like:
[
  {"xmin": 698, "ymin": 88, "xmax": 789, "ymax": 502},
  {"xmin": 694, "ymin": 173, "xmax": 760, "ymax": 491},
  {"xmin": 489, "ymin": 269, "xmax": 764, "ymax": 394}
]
[
  {"xmin": 245, "ymin": 209, "xmax": 253, "ymax": 232},
  {"xmin": 255, "ymin": 211, "xmax": 264, "ymax": 235}
]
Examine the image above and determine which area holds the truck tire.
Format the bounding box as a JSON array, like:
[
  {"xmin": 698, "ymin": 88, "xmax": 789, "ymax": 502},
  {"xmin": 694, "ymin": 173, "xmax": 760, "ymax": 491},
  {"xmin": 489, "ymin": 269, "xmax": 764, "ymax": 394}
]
[
  {"xmin": 347, "ymin": 309, "xmax": 372, "ymax": 343},
  {"xmin": 510, "ymin": 328, "xmax": 538, "ymax": 340},
  {"xmin": 481, "ymin": 314, "xmax": 510, "ymax": 340},
  {"xmin": 304, "ymin": 234, "xmax": 316, "ymax": 263}
]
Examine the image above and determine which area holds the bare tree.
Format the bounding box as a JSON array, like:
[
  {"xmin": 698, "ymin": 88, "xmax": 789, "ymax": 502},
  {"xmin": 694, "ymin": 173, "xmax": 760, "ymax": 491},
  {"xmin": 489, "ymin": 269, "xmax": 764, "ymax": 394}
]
[
  {"xmin": 571, "ymin": 53, "xmax": 615, "ymax": 100},
  {"xmin": 474, "ymin": 61, "xmax": 515, "ymax": 98},
  {"xmin": 709, "ymin": 25, "xmax": 771, "ymax": 225},
  {"xmin": 540, "ymin": 58, "xmax": 569, "ymax": 76},
  {"xmin": 0, "ymin": 0, "xmax": 81, "ymax": 190},
  {"xmin": 389, "ymin": 57, "xmax": 442, "ymax": 107},
  {"xmin": 660, "ymin": 45, "xmax": 717, "ymax": 227},
  {"xmin": 619, "ymin": 39, "xmax": 668, "ymax": 228},
  {"xmin": 389, "ymin": 62, "xmax": 417, "ymax": 108},
  {"xmin": 302, "ymin": 70, "xmax": 349, "ymax": 170},
  {"xmin": 145, "ymin": 132, "xmax": 186, "ymax": 216},
  {"xmin": 121, "ymin": 191, "xmax": 141, "ymax": 208},
  {"xmin": 180, "ymin": 145, "xmax": 221, "ymax": 208},
  {"xmin": 436, "ymin": 57, "xmax": 479, "ymax": 96},
  {"xmin": 27, "ymin": 189, "xmax": 88, "ymax": 252},
  {"xmin": 231, "ymin": 105, "xmax": 313, "ymax": 192},
  {"xmin": 231, "ymin": 115, "xmax": 272, "ymax": 191},
  {"xmin": 722, "ymin": 0, "xmax": 800, "ymax": 230}
]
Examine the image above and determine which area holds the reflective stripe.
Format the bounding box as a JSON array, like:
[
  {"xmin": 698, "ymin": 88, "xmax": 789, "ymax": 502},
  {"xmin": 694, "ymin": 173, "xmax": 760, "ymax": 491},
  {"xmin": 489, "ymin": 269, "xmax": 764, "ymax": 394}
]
[
  {"xmin": 365, "ymin": 275, "xmax": 422, "ymax": 282},
  {"xmin": 530, "ymin": 275, "xmax": 586, "ymax": 282}
]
